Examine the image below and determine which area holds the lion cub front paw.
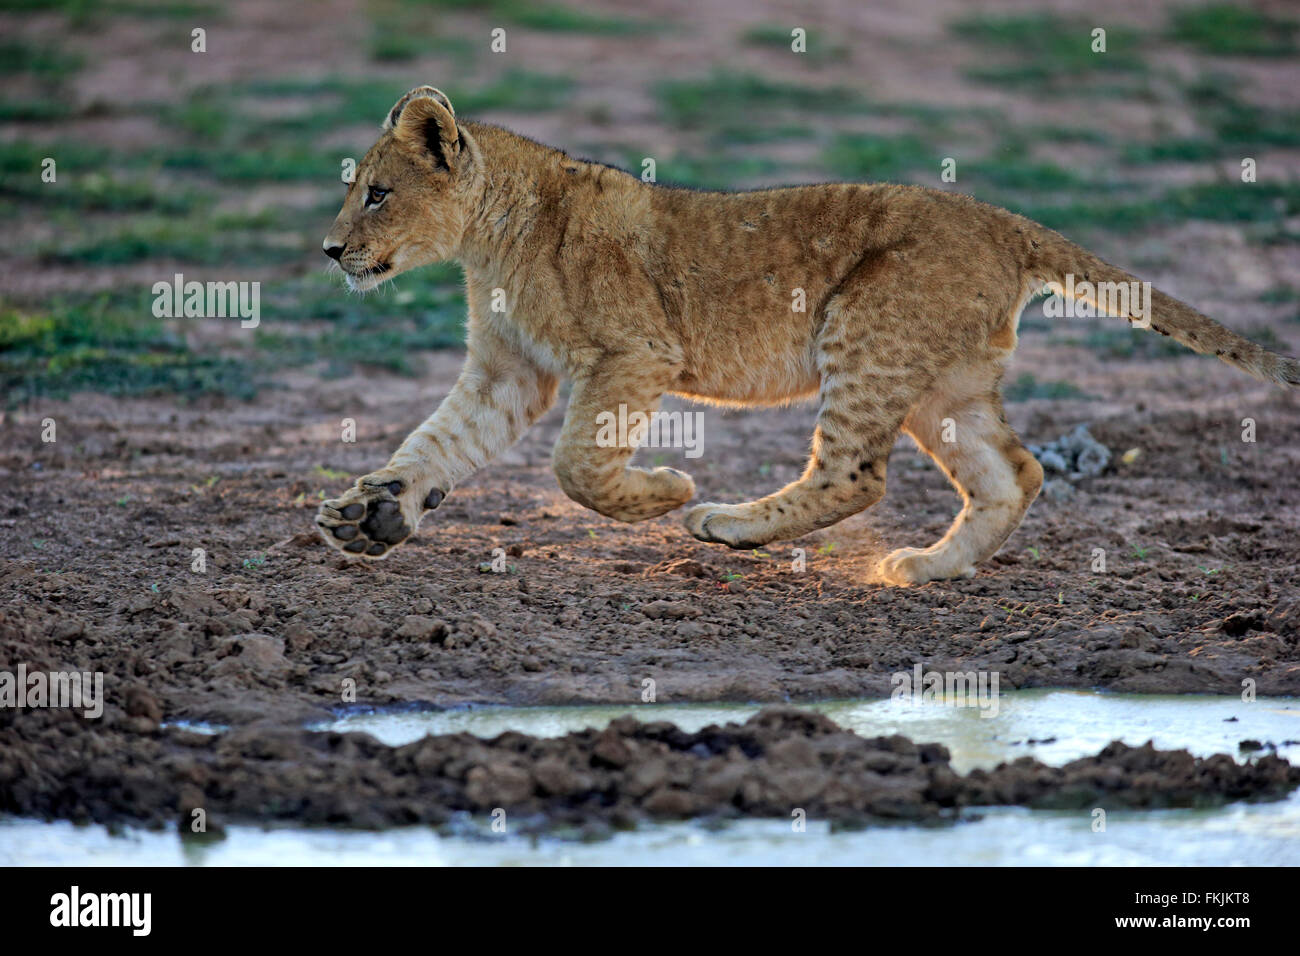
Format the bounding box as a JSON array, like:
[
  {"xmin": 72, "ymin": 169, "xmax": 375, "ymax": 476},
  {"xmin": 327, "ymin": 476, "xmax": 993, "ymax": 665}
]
[
  {"xmin": 684, "ymin": 502, "xmax": 770, "ymax": 550},
  {"xmin": 316, "ymin": 471, "xmax": 444, "ymax": 560},
  {"xmin": 877, "ymin": 547, "xmax": 976, "ymax": 586}
]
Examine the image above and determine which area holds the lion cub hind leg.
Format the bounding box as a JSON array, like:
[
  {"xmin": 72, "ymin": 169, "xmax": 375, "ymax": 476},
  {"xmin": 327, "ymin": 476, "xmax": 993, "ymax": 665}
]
[
  {"xmin": 686, "ymin": 302, "xmax": 934, "ymax": 549},
  {"xmin": 553, "ymin": 358, "xmax": 696, "ymax": 522},
  {"xmin": 879, "ymin": 366, "xmax": 1043, "ymax": 585}
]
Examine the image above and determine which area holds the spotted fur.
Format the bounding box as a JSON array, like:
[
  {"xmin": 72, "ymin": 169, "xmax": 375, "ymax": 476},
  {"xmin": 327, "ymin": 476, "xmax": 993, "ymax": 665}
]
[{"xmin": 315, "ymin": 87, "xmax": 1298, "ymax": 583}]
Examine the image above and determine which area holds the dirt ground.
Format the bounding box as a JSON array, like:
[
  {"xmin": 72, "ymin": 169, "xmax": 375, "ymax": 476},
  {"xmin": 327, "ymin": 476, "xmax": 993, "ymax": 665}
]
[
  {"xmin": 2, "ymin": 0, "xmax": 1300, "ymax": 830},
  {"xmin": 4, "ymin": 332, "xmax": 1299, "ymax": 827},
  {"xmin": 3, "ymin": 332, "xmax": 1299, "ymax": 727}
]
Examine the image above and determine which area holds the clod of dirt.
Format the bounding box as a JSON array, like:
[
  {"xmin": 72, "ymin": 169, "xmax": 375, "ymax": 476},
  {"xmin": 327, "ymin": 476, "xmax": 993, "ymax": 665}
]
[
  {"xmin": 644, "ymin": 558, "xmax": 711, "ymax": 578},
  {"xmin": 3, "ymin": 708, "xmax": 1295, "ymax": 832},
  {"xmin": 394, "ymin": 616, "xmax": 449, "ymax": 642},
  {"xmin": 1221, "ymin": 611, "xmax": 1264, "ymax": 637},
  {"xmin": 640, "ymin": 600, "xmax": 701, "ymax": 620},
  {"xmin": 1028, "ymin": 424, "xmax": 1111, "ymax": 480}
]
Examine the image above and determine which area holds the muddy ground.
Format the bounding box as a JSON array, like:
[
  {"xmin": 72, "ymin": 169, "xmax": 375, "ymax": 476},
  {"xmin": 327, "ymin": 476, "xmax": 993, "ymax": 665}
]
[
  {"xmin": 2, "ymin": 341, "xmax": 1298, "ymax": 729},
  {"xmin": 5, "ymin": 708, "xmax": 1298, "ymax": 831},
  {"xmin": 2, "ymin": 340, "xmax": 1300, "ymax": 827},
  {"xmin": 2, "ymin": 0, "xmax": 1300, "ymax": 830}
]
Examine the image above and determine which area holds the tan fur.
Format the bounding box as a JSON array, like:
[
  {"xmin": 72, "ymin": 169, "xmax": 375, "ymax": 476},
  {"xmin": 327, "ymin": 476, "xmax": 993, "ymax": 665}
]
[{"xmin": 316, "ymin": 86, "xmax": 1299, "ymax": 583}]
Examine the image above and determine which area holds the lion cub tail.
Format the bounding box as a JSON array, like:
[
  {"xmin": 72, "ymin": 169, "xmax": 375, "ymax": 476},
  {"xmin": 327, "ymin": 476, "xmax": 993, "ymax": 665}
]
[{"xmin": 1033, "ymin": 233, "xmax": 1299, "ymax": 387}]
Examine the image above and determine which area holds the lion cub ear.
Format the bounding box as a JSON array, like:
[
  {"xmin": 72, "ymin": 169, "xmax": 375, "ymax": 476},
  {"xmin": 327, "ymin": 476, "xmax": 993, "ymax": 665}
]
[{"xmin": 384, "ymin": 87, "xmax": 460, "ymax": 169}]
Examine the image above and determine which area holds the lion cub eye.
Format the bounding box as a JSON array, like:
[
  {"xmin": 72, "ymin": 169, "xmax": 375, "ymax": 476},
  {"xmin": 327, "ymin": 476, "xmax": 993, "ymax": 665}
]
[{"xmin": 366, "ymin": 186, "xmax": 389, "ymax": 207}]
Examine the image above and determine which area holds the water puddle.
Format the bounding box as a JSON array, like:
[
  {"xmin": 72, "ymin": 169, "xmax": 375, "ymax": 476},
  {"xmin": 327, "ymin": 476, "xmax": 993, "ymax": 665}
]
[
  {"xmin": 312, "ymin": 689, "xmax": 1300, "ymax": 773},
  {"xmin": 5, "ymin": 690, "xmax": 1299, "ymax": 865}
]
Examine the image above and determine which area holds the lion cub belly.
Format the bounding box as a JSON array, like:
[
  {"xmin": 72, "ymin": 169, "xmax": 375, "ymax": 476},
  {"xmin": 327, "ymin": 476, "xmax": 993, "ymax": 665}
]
[{"xmin": 673, "ymin": 346, "xmax": 820, "ymax": 406}]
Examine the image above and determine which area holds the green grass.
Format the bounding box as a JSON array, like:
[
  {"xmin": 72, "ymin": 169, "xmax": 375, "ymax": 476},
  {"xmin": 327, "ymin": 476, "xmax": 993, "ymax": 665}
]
[
  {"xmin": 741, "ymin": 23, "xmax": 848, "ymax": 59},
  {"xmin": 0, "ymin": 0, "xmax": 220, "ymax": 26},
  {"xmin": 966, "ymin": 153, "xmax": 1087, "ymax": 192},
  {"xmin": 633, "ymin": 151, "xmax": 786, "ymax": 190},
  {"xmin": 0, "ymin": 297, "xmax": 257, "ymax": 406},
  {"xmin": 1055, "ymin": 326, "xmax": 1188, "ymax": 361},
  {"xmin": 0, "ymin": 142, "xmax": 203, "ymax": 213},
  {"xmin": 254, "ymin": 268, "xmax": 466, "ymax": 376},
  {"xmin": 0, "ymin": 39, "xmax": 83, "ymax": 77},
  {"xmin": 994, "ymin": 182, "xmax": 1300, "ymax": 233},
  {"xmin": 1120, "ymin": 76, "xmax": 1300, "ymax": 164},
  {"xmin": 1259, "ymin": 286, "xmax": 1300, "ymax": 304},
  {"xmin": 709, "ymin": 122, "xmax": 815, "ymax": 146},
  {"xmin": 238, "ymin": 70, "xmax": 573, "ymax": 126},
  {"xmin": 657, "ymin": 71, "xmax": 865, "ymax": 126},
  {"xmin": 409, "ymin": 0, "xmax": 650, "ymax": 34},
  {"xmin": 0, "ymin": 96, "xmax": 74, "ymax": 122},
  {"xmin": 365, "ymin": 0, "xmax": 489, "ymax": 62},
  {"xmin": 951, "ymin": 13, "xmax": 1145, "ymax": 91},
  {"xmin": 1004, "ymin": 373, "xmax": 1092, "ymax": 402},
  {"xmin": 36, "ymin": 212, "xmax": 305, "ymax": 266},
  {"xmin": 0, "ymin": 264, "xmax": 469, "ymax": 404},
  {"xmin": 822, "ymin": 133, "xmax": 934, "ymax": 184},
  {"xmin": 1168, "ymin": 3, "xmax": 1298, "ymax": 56}
]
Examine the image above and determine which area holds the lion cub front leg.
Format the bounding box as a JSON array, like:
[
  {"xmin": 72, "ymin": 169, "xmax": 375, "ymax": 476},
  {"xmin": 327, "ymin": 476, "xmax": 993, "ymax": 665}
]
[
  {"xmin": 317, "ymin": 325, "xmax": 557, "ymax": 559},
  {"xmin": 552, "ymin": 357, "xmax": 695, "ymax": 522}
]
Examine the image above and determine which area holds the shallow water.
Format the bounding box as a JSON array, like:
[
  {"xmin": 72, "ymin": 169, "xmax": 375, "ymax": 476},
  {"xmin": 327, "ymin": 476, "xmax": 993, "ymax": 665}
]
[
  {"xmin": 311, "ymin": 688, "xmax": 1300, "ymax": 773},
  {"xmin": 5, "ymin": 690, "xmax": 1299, "ymax": 866}
]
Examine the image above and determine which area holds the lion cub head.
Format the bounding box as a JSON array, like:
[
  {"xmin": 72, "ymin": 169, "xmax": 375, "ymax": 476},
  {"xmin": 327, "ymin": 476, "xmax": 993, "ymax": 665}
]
[{"xmin": 323, "ymin": 86, "xmax": 472, "ymax": 291}]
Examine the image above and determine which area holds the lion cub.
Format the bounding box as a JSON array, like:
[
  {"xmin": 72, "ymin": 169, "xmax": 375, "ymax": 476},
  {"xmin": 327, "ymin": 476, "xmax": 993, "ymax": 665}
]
[{"xmin": 317, "ymin": 86, "xmax": 1298, "ymax": 585}]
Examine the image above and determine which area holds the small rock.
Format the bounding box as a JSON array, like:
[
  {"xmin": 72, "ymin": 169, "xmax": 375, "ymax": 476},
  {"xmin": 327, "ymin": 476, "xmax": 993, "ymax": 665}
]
[
  {"xmin": 237, "ymin": 635, "xmax": 288, "ymax": 676},
  {"xmin": 284, "ymin": 623, "xmax": 315, "ymax": 652},
  {"xmin": 641, "ymin": 600, "xmax": 701, "ymax": 620},
  {"xmin": 125, "ymin": 686, "xmax": 163, "ymax": 722},
  {"xmin": 394, "ymin": 615, "xmax": 448, "ymax": 642}
]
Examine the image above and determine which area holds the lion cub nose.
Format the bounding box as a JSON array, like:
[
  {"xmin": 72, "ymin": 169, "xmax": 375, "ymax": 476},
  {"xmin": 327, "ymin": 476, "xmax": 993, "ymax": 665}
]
[{"xmin": 323, "ymin": 242, "xmax": 345, "ymax": 261}]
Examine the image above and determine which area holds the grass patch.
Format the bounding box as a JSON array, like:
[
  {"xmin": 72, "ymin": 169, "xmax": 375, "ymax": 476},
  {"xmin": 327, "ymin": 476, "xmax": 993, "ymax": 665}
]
[
  {"xmin": 37, "ymin": 212, "xmax": 305, "ymax": 266},
  {"xmin": 0, "ymin": 39, "xmax": 83, "ymax": 77},
  {"xmin": 657, "ymin": 70, "xmax": 866, "ymax": 127},
  {"xmin": 1056, "ymin": 326, "xmax": 1188, "ymax": 361},
  {"xmin": 636, "ymin": 152, "xmax": 787, "ymax": 190},
  {"xmin": 410, "ymin": 0, "xmax": 651, "ymax": 34},
  {"xmin": 1168, "ymin": 3, "xmax": 1298, "ymax": 56},
  {"xmin": 741, "ymin": 23, "xmax": 848, "ymax": 59},
  {"xmin": 966, "ymin": 153, "xmax": 1087, "ymax": 192},
  {"xmin": 256, "ymin": 268, "xmax": 466, "ymax": 376},
  {"xmin": 995, "ymin": 181, "xmax": 1300, "ymax": 233},
  {"xmin": 0, "ymin": 265, "xmax": 470, "ymax": 404},
  {"xmin": 822, "ymin": 133, "xmax": 934, "ymax": 184},
  {"xmin": 0, "ymin": 142, "xmax": 204, "ymax": 213},
  {"xmin": 1004, "ymin": 373, "xmax": 1092, "ymax": 402},
  {"xmin": 365, "ymin": 0, "xmax": 485, "ymax": 62},
  {"xmin": 0, "ymin": 297, "xmax": 257, "ymax": 406},
  {"xmin": 951, "ymin": 13, "xmax": 1145, "ymax": 91},
  {"xmin": 0, "ymin": 96, "xmax": 75, "ymax": 122},
  {"xmin": 1122, "ymin": 77, "xmax": 1300, "ymax": 164},
  {"xmin": 238, "ymin": 70, "xmax": 573, "ymax": 126}
]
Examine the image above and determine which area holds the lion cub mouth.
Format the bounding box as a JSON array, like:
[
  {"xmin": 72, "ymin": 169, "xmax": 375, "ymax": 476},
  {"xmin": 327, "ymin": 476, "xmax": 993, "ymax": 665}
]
[{"xmin": 343, "ymin": 261, "xmax": 392, "ymax": 291}]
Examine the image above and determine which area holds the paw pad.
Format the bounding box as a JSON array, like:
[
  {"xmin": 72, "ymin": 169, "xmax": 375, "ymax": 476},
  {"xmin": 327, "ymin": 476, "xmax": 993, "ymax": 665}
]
[{"xmin": 317, "ymin": 481, "xmax": 425, "ymax": 560}]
